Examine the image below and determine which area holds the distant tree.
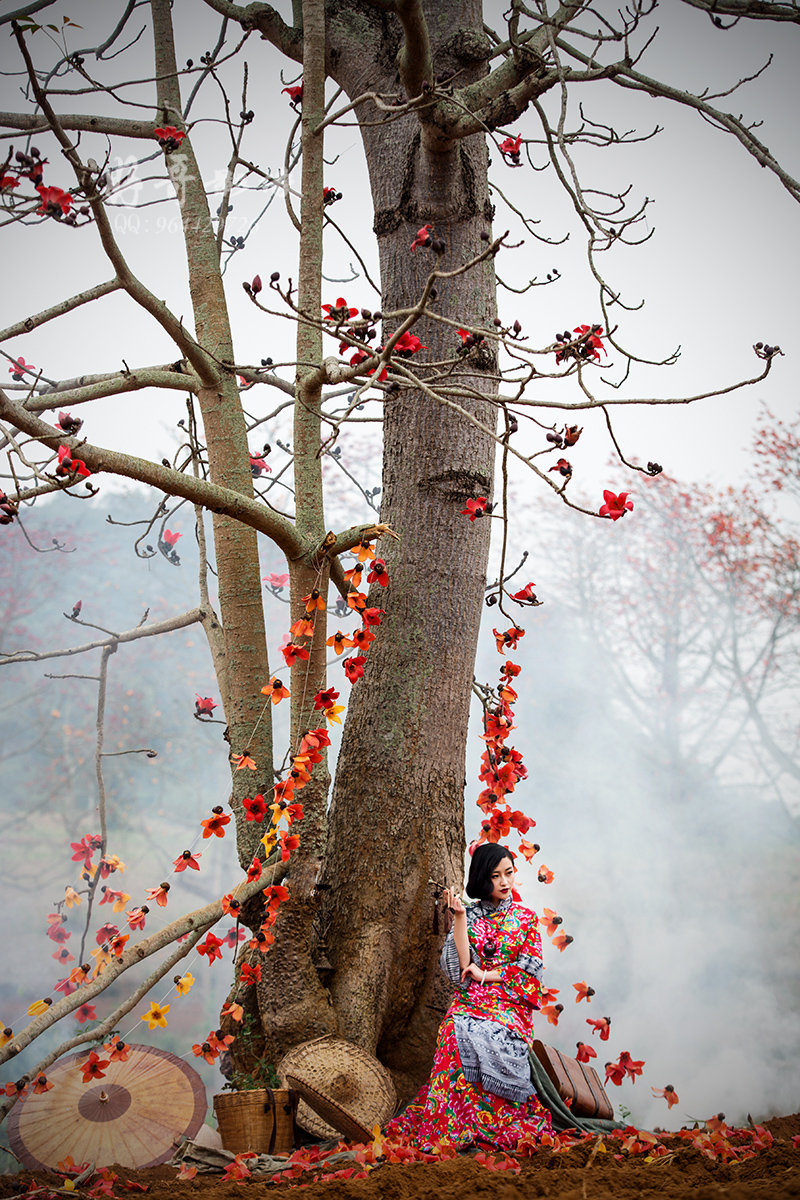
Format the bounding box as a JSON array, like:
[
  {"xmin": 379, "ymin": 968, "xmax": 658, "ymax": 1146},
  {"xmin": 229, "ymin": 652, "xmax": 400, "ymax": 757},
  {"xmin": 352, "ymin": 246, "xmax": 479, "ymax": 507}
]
[{"xmin": 538, "ymin": 414, "xmax": 800, "ymax": 813}]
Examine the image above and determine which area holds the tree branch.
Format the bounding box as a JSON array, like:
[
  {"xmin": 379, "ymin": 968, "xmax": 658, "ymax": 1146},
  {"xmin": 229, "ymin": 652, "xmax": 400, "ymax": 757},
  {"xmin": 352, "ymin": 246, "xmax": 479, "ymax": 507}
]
[
  {"xmin": 0, "ymin": 281, "xmax": 123, "ymax": 344},
  {"xmin": 199, "ymin": 0, "xmax": 304, "ymax": 61},
  {"xmin": 0, "ymin": 391, "xmax": 307, "ymax": 559},
  {"xmin": 0, "ymin": 607, "xmax": 203, "ymax": 667}
]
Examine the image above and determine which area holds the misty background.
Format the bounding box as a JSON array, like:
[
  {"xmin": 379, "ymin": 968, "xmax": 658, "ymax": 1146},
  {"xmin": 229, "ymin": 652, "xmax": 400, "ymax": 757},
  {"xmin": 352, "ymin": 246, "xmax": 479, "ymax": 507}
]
[{"xmin": 0, "ymin": 0, "xmax": 798, "ymax": 1143}]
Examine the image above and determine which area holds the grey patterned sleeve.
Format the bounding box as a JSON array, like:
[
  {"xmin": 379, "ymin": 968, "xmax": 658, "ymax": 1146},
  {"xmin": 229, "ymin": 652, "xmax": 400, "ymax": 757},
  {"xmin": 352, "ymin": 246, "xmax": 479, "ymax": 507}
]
[{"xmin": 439, "ymin": 913, "xmax": 479, "ymax": 983}]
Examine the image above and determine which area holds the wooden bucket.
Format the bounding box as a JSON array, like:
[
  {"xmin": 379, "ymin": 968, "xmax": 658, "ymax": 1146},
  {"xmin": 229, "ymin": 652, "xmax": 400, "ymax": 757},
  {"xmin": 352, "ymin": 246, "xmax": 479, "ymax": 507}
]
[{"xmin": 213, "ymin": 1088, "xmax": 298, "ymax": 1156}]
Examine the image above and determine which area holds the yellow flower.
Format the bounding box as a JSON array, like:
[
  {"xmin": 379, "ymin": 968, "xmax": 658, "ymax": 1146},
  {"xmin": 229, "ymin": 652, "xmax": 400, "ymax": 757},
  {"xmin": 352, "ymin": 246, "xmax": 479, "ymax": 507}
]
[
  {"xmin": 0, "ymin": 1027, "xmax": 13, "ymax": 1048},
  {"xmin": 260, "ymin": 832, "xmax": 277, "ymax": 853},
  {"xmin": 27, "ymin": 998, "xmax": 52, "ymax": 1016},
  {"xmin": 174, "ymin": 973, "xmax": 194, "ymax": 997},
  {"xmin": 140, "ymin": 1001, "xmax": 170, "ymax": 1030},
  {"xmin": 105, "ymin": 854, "xmax": 126, "ymax": 874},
  {"xmin": 323, "ymin": 704, "xmax": 346, "ymax": 726},
  {"xmin": 64, "ymin": 886, "xmax": 82, "ymax": 909},
  {"xmin": 111, "ymin": 892, "xmax": 131, "ymax": 914}
]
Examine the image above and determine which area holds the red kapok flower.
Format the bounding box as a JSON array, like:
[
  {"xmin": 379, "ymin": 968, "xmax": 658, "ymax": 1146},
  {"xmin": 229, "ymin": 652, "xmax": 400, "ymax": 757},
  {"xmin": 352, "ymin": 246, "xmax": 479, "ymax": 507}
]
[
  {"xmin": 499, "ymin": 133, "xmax": 523, "ymax": 163},
  {"xmin": 322, "ymin": 297, "xmax": 358, "ymax": 322},
  {"xmin": 246, "ymin": 856, "xmax": 263, "ymax": 882},
  {"xmin": 36, "ymin": 185, "xmax": 72, "ymax": 218},
  {"xmin": 576, "ymin": 1042, "xmax": 596, "ymax": 1063},
  {"xmin": 282, "ymin": 82, "xmax": 303, "ymax": 105},
  {"xmin": 460, "ymin": 497, "xmax": 488, "ymax": 521},
  {"xmin": 0, "ymin": 175, "xmax": 19, "ymax": 193},
  {"xmin": 75, "ymin": 1003, "xmax": 97, "ymax": 1025},
  {"xmin": 392, "ymin": 331, "xmax": 427, "ymax": 357},
  {"xmin": 243, "ymin": 794, "xmax": 268, "ymax": 822},
  {"xmin": 56, "ymin": 445, "xmax": 91, "ymax": 479},
  {"xmin": 173, "ymin": 849, "xmax": 202, "ymax": 872},
  {"xmin": 366, "ymin": 559, "xmax": 389, "ymax": 587},
  {"xmin": 410, "ymin": 224, "xmax": 432, "ymax": 252},
  {"xmin": 282, "ymin": 642, "xmax": 310, "ymax": 667},
  {"xmin": 362, "ymin": 607, "xmax": 384, "ymax": 627},
  {"xmin": 162, "ymin": 529, "xmax": 181, "ymax": 546},
  {"xmin": 313, "ymin": 687, "xmax": 339, "ymax": 711},
  {"xmin": 8, "ymin": 357, "xmax": 35, "ymax": 381},
  {"xmin": 599, "ymin": 490, "xmax": 634, "ymax": 521},
  {"xmin": 81, "ymin": 1051, "xmax": 109, "ymax": 1082},
  {"xmin": 197, "ymin": 932, "xmax": 224, "ymax": 964},
  {"xmin": 343, "ymin": 655, "xmax": 367, "ymax": 683},
  {"xmin": 195, "ymin": 695, "xmax": 217, "ymax": 716},
  {"xmin": 154, "ymin": 126, "xmax": 187, "ymax": 150},
  {"xmin": 240, "ymin": 962, "xmax": 261, "ymax": 987},
  {"xmin": 493, "ymin": 626, "xmax": 524, "ymax": 653}
]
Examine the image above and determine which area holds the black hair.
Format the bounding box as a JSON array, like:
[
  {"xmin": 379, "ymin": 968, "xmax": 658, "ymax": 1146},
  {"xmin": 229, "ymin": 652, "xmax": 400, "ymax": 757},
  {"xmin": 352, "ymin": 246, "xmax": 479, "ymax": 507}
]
[{"xmin": 465, "ymin": 843, "xmax": 516, "ymax": 901}]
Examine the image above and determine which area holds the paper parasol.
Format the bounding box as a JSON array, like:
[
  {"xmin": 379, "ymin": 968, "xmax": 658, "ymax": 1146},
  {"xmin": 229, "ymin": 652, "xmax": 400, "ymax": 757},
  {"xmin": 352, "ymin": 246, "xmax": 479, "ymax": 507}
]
[{"xmin": 8, "ymin": 1044, "xmax": 207, "ymax": 1170}]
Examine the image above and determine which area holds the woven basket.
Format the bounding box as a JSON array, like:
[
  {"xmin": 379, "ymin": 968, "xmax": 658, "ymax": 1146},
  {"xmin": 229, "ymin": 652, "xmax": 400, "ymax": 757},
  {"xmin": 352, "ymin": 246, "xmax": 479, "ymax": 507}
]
[{"xmin": 213, "ymin": 1089, "xmax": 297, "ymax": 1156}]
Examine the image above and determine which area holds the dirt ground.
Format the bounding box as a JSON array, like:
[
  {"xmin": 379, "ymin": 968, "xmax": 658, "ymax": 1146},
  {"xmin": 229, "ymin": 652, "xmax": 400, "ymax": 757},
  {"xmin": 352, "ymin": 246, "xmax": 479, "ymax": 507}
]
[{"xmin": 2, "ymin": 1114, "xmax": 799, "ymax": 1200}]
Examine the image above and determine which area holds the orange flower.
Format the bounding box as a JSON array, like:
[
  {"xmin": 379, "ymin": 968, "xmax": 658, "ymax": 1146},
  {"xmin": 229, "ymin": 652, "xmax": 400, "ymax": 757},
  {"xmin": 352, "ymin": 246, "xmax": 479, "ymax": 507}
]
[
  {"xmin": 201, "ymin": 808, "xmax": 231, "ymax": 838},
  {"xmin": 222, "ymin": 1002, "xmax": 244, "ymax": 1023},
  {"xmin": 272, "ymin": 779, "xmax": 296, "ymax": 810},
  {"xmin": 289, "ymin": 618, "xmax": 315, "ymax": 638},
  {"xmin": 351, "ymin": 627, "xmax": 375, "ymax": 652},
  {"xmin": 103, "ymin": 1036, "xmax": 131, "ymax": 1062},
  {"xmin": 302, "ymin": 589, "xmax": 326, "ymax": 613},
  {"xmin": 552, "ymin": 932, "xmax": 573, "ymax": 952},
  {"xmin": 192, "ymin": 1040, "xmax": 218, "ymax": 1065},
  {"xmin": 81, "ymin": 1051, "xmax": 109, "ymax": 1083},
  {"xmin": 346, "ymin": 590, "xmax": 367, "ymax": 612},
  {"xmin": 537, "ymin": 865, "xmax": 555, "ymax": 884},
  {"xmin": 651, "ymin": 1085, "xmax": 679, "ymax": 1108},
  {"xmin": 145, "ymin": 882, "xmax": 170, "ymax": 907},
  {"xmin": 31, "ymin": 1074, "xmax": 53, "ymax": 1094},
  {"xmin": 261, "ymin": 675, "xmax": 290, "ymax": 704},
  {"xmin": 230, "ymin": 752, "xmax": 257, "ymax": 771},
  {"xmin": 326, "ymin": 631, "xmax": 355, "ymax": 655},
  {"xmin": 355, "ymin": 538, "xmax": 375, "ymax": 563},
  {"xmin": 493, "ymin": 626, "xmax": 525, "ymax": 653},
  {"xmin": 126, "ymin": 906, "xmax": 149, "ymax": 931},
  {"xmin": 573, "ymin": 981, "xmax": 595, "ymax": 1003},
  {"xmin": 517, "ymin": 839, "xmax": 540, "ymax": 862},
  {"xmin": 344, "ymin": 563, "xmax": 364, "ymax": 586},
  {"xmin": 263, "ymin": 884, "xmax": 290, "ymax": 910},
  {"xmin": 240, "ymin": 962, "xmax": 261, "ymax": 986},
  {"xmin": 221, "ymin": 893, "xmax": 242, "ymax": 918},
  {"xmin": 279, "ymin": 831, "xmax": 300, "ymax": 861},
  {"xmin": 108, "ymin": 933, "xmax": 129, "ymax": 957},
  {"xmin": 541, "ymin": 908, "xmax": 562, "ymax": 937}
]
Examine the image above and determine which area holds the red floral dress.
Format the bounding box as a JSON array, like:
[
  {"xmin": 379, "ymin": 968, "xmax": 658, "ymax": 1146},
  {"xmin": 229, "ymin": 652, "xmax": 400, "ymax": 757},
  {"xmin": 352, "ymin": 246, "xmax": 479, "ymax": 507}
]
[{"xmin": 385, "ymin": 898, "xmax": 553, "ymax": 1151}]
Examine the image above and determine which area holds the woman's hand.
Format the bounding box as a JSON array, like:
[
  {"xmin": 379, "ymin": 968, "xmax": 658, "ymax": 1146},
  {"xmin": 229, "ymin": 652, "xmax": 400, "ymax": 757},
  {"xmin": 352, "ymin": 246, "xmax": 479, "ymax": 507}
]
[
  {"xmin": 443, "ymin": 888, "xmax": 466, "ymax": 917},
  {"xmin": 460, "ymin": 963, "xmax": 502, "ymax": 985}
]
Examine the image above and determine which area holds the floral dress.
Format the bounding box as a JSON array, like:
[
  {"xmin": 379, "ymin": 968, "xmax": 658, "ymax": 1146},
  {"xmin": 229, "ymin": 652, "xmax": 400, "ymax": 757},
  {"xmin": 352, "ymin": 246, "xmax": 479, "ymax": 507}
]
[{"xmin": 385, "ymin": 897, "xmax": 554, "ymax": 1151}]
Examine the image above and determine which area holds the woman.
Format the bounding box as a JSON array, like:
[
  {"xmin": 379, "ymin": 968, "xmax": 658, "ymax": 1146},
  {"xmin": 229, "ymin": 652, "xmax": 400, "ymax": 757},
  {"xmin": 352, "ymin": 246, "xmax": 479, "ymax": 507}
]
[{"xmin": 386, "ymin": 843, "xmax": 553, "ymax": 1151}]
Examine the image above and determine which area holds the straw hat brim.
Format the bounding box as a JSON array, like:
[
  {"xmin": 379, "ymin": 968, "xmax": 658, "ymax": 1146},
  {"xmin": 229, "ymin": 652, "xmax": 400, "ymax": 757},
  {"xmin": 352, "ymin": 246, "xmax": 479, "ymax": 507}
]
[{"xmin": 277, "ymin": 1036, "xmax": 396, "ymax": 1142}]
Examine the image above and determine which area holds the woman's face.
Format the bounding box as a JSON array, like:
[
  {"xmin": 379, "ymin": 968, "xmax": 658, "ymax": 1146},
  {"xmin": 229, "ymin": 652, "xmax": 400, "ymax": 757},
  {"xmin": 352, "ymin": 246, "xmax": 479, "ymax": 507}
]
[{"xmin": 489, "ymin": 856, "xmax": 516, "ymax": 902}]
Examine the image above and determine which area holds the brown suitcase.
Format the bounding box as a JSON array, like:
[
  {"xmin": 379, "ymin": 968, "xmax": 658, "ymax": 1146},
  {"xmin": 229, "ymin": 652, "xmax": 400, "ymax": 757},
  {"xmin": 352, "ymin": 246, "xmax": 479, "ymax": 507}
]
[{"xmin": 532, "ymin": 1040, "xmax": 614, "ymax": 1121}]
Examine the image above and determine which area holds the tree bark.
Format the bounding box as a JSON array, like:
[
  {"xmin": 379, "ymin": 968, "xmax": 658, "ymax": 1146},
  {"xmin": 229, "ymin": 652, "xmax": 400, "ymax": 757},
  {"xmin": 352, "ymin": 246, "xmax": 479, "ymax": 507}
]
[{"xmin": 313, "ymin": 0, "xmax": 499, "ymax": 1096}]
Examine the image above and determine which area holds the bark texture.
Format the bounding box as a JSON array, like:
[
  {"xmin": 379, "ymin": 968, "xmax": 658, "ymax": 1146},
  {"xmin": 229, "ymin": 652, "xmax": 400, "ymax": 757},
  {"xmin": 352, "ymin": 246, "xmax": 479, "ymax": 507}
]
[{"xmin": 314, "ymin": 0, "xmax": 499, "ymax": 1097}]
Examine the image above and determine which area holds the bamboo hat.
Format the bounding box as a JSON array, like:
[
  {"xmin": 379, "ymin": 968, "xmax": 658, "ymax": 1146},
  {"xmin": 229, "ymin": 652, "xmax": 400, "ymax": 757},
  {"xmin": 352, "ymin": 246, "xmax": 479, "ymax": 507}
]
[{"xmin": 277, "ymin": 1035, "xmax": 396, "ymax": 1142}]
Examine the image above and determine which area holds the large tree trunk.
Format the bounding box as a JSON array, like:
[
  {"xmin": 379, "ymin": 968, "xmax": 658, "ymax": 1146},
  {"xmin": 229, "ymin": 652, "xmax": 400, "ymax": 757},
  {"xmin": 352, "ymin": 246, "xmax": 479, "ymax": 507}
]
[{"xmin": 314, "ymin": 0, "xmax": 498, "ymax": 1097}]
